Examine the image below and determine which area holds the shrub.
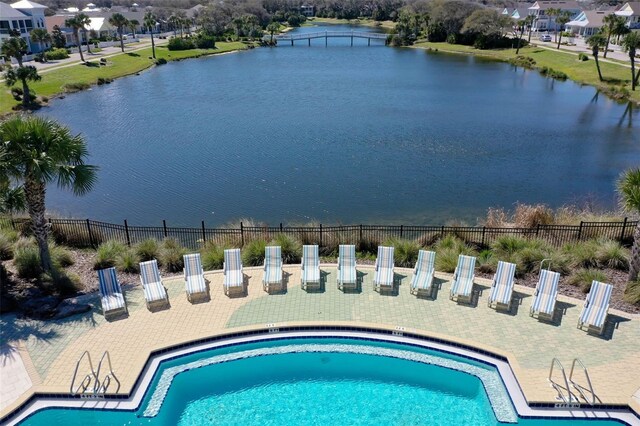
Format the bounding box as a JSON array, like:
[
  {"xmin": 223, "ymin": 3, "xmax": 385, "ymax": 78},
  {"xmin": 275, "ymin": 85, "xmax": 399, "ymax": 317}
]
[
  {"xmin": 477, "ymin": 249, "xmax": 497, "ymax": 274},
  {"xmin": 567, "ymin": 268, "xmax": 607, "ymax": 293},
  {"xmin": 201, "ymin": 242, "xmax": 225, "ymax": 270},
  {"xmin": 491, "ymin": 235, "xmax": 529, "ymax": 255},
  {"xmin": 14, "ymin": 246, "xmax": 42, "ymax": 279},
  {"xmin": 242, "ymin": 239, "xmax": 267, "ymax": 266},
  {"xmin": 623, "ymin": 280, "xmax": 640, "ymax": 305},
  {"xmin": 135, "ymin": 239, "xmax": 160, "ymax": 262},
  {"xmin": 96, "ymin": 77, "xmax": 113, "ymax": 85},
  {"xmin": 426, "ymin": 22, "xmax": 447, "ymax": 42},
  {"xmin": 0, "ymin": 232, "xmax": 16, "ymax": 260},
  {"xmin": 578, "ymin": 52, "xmax": 588, "ymax": 61},
  {"xmin": 155, "ymin": 58, "xmax": 167, "ymax": 65},
  {"xmin": 45, "ymin": 48, "xmax": 70, "ymax": 60},
  {"xmin": 513, "ymin": 204, "xmax": 554, "ymax": 228},
  {"xmin": 117, "ymin": 249, "xmax": 139, "ymax": 273},
  {"xmin": 94, "ymin": 240, "xmax": 126, "ymax": 270},
  {"xmin": 515, "ymin": 246, "xmax": 550, "ymax": 275},
  {"xmin": 50, "ymin": 244, "xmax": 74, "ymax": 268},
  {"xmin": 595, "ymin": 240, "xmax": 629, "ymax": 270},
  {"xmin": 195, "ymin": 34, "xmax": 216, "ymax": 49},
  {"xmin": 435, "ymin": 248, "xmax": 462, "ymax": 273},
  {"xmin": 562, "ymin": 241, "xmax": 599, "ymax": 269},
  {"xmin": 159, "ymin": 238, "xmax": 186, "ymax": 272},
  {"xmin": 168, "ymin": 37, "xmax": 195, "ymax": 51},
  {"xmin": 508, "ymin": 55, "xmax": 536, "ymax": 69},
  {"xmin": 539, "ymin": 66, "xmax": 568, "ymax": 80},
  {"xmin": 42, "ymin": 271, "xmax": 84, "ymax": 296},
  {"xmin": 383, "ymin": 238, "xmax": 419, "ymax": 267},
  {"xmin": 13, "ymin": 236, "xmax": 36, "ymax": 251},
  {"xmin": 271, "ymin": 234, "xmax": 302, "ymax": 264},
  {"xmin": 63, "ymin": 82, "xmax": 90, "ymax": 93}
]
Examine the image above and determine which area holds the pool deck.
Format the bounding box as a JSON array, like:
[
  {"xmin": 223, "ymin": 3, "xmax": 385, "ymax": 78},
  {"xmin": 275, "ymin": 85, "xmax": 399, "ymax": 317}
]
[{"xmin": 1, "ymin": 264, "xmax": 639, "ymax": 421}]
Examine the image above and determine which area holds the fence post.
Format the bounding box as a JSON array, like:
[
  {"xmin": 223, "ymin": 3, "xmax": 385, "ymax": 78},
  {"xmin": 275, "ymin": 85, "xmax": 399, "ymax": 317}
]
[
  {"xmin": 400, "ymin": 225, "xmax": 403, "ymax": 238},
  {"xmin": 280, "ymin": 223, "xmax": 283, "ymax": 232},
  {"xmin": 577, "ymin": 221, "xmax": 584, "ymax": 241},
  {"xmin": 240, "ymin": 221, "xmax": 244, "ymax": 246},
  {"xmin": 620, "ymin": 217, "xmax": 628, "ymax": 241},
  {"xmin": 124, "ymin": 220, "xmax": 131, "ymax": 246},
  {"xmin": 359, "ymin": 224, "xmax": 363, "ymax": 241},
  {"xmin": 536, "ymin": 224, "xmax": 540, "ymax": 237},
  {"xmin": 319, "ymin": 223, "xmax": 323, "ymax": 248},
  {"xmin": 86, "ymin": 219, "xmax": 95, "ymax": 248},
  {"xmin": 481, "ymin": 226, "xmax": 486, "ymax": 246},
  {"xmin": 202, "ymin": 221, "xmax": 206, "ymax": 243},
  {"xmin": 441, "ymin": 225, "xmax": 445, "ymax": 238}
]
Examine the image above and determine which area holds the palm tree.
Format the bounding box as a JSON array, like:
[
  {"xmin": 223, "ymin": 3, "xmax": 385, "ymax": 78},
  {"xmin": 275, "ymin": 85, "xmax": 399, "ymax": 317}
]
[
  {"xmin": 525, "ymin": 15, "xmax": 535, "ymax": 43},
  {"xmin": 602, "ymin": 14, "xmax": 625, "ymax": 58},
  {"xmin": 555, "ymin": 12, "xmax": 571, "ymax": 49},
  {"xmin": 267, "ymin": 21, "xmax": 279, "ymax": 43},
  {"xmin": 128, "ymin": 19, "xmax": 139, "ymax": 38},
  {"xmin": 65, "ymin": 16, "xmax": 85, "ymax": 62},
  {"xmin": 77, "ymin": 13, "xmax": 92, "ymax": 54},
  {"xmin": 621, "ymin": 32, "xmax": 640, "ymax": 90},
  {"xmin": 587, "ymin": 33, "xmax": 607, "ymax": 82},
  {"xmin": 30, "ymin": 28, "xmax": 51, "ymax": 53},
  {"xmin": 168, "ymin": 14, "xmax": 179, "ymax": 37},
  {"xmin": 515, "ymin": 20, "xmax": 525, "ymax": 54},
  {"xmin": 0, "ymin": 116, "xmax": 97, "ymax": 273},
  {"xmin": 109, "ymin": 13, "xmax": 129, "ymax": 53},
  {"xmin": 1, "ymin": 36, "xmax": 28, "ymax": 67},
  {"xmin": 546, "ymin": 8, "xmax": 560, "ymax": 42},
  {"xmin": 0, "ymin": 146, "xmax": 25, "ymax": 215},
  {"xmin": 617, "ymin": 168, "xmax": 640, "ymax": 282},
  {"xmin": 3, "ymin": 65, "xmax": 41, "ymax": 107},
  {"xmin": 144, "ymin": 12, "xmax": 157, "ymax": 59}
]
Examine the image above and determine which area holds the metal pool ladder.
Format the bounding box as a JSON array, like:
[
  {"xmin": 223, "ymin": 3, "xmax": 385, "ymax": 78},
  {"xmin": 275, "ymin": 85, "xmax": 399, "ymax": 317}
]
[
  {"xmin": 548, "ymin": 358, "xmax": 572, "ymax": 403},
  {"xmin": 569, "ymin": 358, "xmax": 596, "ymax": 404},
  {"xmin": 70, "ymin": 350, "xmax": 120, "ymax": 396}
]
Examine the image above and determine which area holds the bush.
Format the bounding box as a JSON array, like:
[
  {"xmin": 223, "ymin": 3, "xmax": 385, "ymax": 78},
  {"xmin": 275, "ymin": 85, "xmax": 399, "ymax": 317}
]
[
  {"xmin": 155, "ymin": 58, "xmax": 167, "ymax": 65},
  {"xmin": 42, "ymin": 271, "xmax": 84, "ymax": 296},
  {"xmin": 44, "ymin": 48, "xmax": 70, "ymax": 60},
  {"xmin": 567, "ymin": 268, "xmax": 607, "ymax": 293},
  {"xmin": 63, "ymin": 82, "xmax": 90, "ymax": 93},
  {"xmin": 201, "ymin": 242, "xmax": 225, "ymax": 270},
  {"xmin": 539, "ymin": 66, "xmax": 568, "ymax": 80},
  {"xmin": 491, "ymin": 235, "xmax": 530, "ymax": 256},
  {"xmin": 383, "ymin": 238, "xmax": 420, "ymax": 267},
  {"xmin": 242, "ymin": 239, "xmax": 267, "ymax": 266},
  {"xmin": 159, "ymin": 238, "xmax": 186, "ymax": 272},
  {"xmin": 50, "ymin": 244, "xmax": 74, "ymax": 268},
  {"xmin": 168, "ymin": 37, "xmax": 195, "ymax": 51},
  {"xmin": 94, "ymin": 240, "xmax": 126, "ymax": 270},
  {"xmin": 14, "ymin": 246, "xmax": 42, "ymax": 279},
  {"xmin": 135, "ymin": 239, "xmax": 159, "ymax": 262},
  {"xmin": 271, "ymin": 234, "xmax": 301, "ymax": 264},
  {"xmin": 426, "ymin": 23, "xmax": 447, "ymax": 42},
  {"xmin": 477, "ymin": 249, "xmax": 497, "ymax": 273},
  {"xmin": 0, "ymin": 232, "xmax": 16, "ymax": 260},
  {"xmin": 508, "ymin": 55, "xmax": 536, "ymax": 69},
  {"xmin": 515, "ymin": 246, "xmax": 550, "ymax": 275},
  {"xmin": 562, "ymin": 241, "xmax": 599, "ymax": 269},
  {"xmin": 435, "ymin": 248, "xmax": 462, "ymax": 273},
  {"xmin": 13, "ymin": 236, "xmax": 36, "ymax": 251},
  {"xmin": 117, "ymin": 249, "xmax": 139, "ymax": 273},
  {"xmin": 195, "ymin": 34, "xmax": 216, "ymax": 49},
  {"xmin": 623, "ymin": 280, "xmax": 640, "ymax": 305},
  {"xmin": 578, "ymin": 52, "xmax": 589, "ymax": 61},
  {"xmin": 595, "ymin": 240, "xmax": 629, "ymax": 270}
]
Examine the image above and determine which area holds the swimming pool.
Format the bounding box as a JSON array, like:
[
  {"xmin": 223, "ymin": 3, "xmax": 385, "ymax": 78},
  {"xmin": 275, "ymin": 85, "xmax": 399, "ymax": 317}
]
[{"xmin": 14, "ymin": 337, "xmax": 632, "ymax": 425}]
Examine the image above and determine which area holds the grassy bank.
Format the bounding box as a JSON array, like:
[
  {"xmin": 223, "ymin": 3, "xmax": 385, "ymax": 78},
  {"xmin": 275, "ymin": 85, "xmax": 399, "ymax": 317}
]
[
  {"xmin": 310, "ymin": 17, "xmax": 395, "ymax": 30},
  {"xmin": 413, "ymin": 41, "xmax": 639, "ymax": 104},
  {"xmin": 1, "ymin": 42, "xmax": 249, "ymax": 115}
]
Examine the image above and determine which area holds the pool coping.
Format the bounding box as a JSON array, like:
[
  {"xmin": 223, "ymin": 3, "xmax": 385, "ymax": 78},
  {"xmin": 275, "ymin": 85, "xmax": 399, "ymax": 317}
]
[{"xmin": 2, "ymin": 326, "xmax": 638, "ymax": 426}]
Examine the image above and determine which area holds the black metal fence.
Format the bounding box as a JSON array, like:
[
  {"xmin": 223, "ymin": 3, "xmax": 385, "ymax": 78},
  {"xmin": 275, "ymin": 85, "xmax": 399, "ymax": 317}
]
[{"xmin": 0, "ymin": 217, "xmax": 636, "ymax": 251}]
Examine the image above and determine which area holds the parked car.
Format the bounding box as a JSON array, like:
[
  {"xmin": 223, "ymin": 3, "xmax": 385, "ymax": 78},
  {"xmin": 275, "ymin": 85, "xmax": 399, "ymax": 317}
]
[{"xmin": 539, "ymin": 34, "xmax": 552, "ymax": 42}]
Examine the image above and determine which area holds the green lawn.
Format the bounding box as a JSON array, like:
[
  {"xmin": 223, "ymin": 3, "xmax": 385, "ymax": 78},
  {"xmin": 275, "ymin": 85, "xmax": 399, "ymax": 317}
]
[
  {"xmin": 1, "ymin": 42, "xmax": 248, "ymax": 115},
  {"xmin": 310, "ymin": 17, "xmax": 395, "ymax": 30},
  {"xmin": 413, "ymin": 41, "xmax": 639, "ymax": 103}
]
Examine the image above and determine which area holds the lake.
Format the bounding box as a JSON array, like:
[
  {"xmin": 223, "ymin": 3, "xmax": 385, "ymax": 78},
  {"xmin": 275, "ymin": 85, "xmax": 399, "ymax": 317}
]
[{"xmin": 40, "ymin": 24, "xmax": 640, "ymax": 226}]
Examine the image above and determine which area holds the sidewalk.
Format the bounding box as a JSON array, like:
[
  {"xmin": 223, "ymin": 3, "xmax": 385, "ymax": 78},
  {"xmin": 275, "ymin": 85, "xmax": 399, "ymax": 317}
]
[{"xmin": 532, "ymin": 36, "xmax": 632, "ymax": 66}]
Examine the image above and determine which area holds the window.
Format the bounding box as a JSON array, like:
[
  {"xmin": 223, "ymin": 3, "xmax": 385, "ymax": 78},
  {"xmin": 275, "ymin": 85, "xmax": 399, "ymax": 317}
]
[{"xmin": 0, "ymin": 20, "xmax": 9, "ymax": 34}]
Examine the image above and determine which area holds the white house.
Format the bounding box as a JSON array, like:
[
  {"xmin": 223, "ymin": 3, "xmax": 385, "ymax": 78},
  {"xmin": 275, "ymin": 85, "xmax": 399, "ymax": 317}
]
[
  {"xmin": 0, "ymin": 0, "xmax": 48, "ymax": 54},
  {"xmin": 565, "ymin": 10, "xmax": 610, "ymax": 36},
  {"xmin": 614, "ymin": 2, "xmax": 640, "ymax": 30},
  {"xmin": 528, "ymin": 1, "xmax": 582, "ymax": 32}
]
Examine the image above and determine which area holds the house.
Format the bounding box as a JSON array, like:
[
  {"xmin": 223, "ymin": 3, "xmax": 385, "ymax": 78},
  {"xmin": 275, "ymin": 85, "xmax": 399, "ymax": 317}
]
[
  {"xmin": 47, "ymin": 9, "xmax": 146, "ymax": 45},
  {"xmin": 528, "ymin": 1, "xmax": 582, "ymax": 32},
  {"xmin": 0, "ymin": 0, "xmax": 48, "ymax": 54},
  {"xmin": 566, "ymin": 10, "xmax": 611, "ymax": 36},
  {"xmin": 300, "ymin": 4, "xmax": 314, "ymax": 17},
  {"xmin": 511, "ymin": 7, "xmax": 532, "ymax": 20},
  {"xmin": 614, "ymin": 2, "xmax": 640, "ymax": 30}
]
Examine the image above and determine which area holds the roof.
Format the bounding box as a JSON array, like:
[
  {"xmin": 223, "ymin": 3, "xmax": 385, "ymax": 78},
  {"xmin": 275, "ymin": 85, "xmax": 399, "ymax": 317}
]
[
  {"xmin": 529, "ymin": 1, "xmax": 581, "ymax": 10},
  {"xmin": 567, "ymin": 10, "xmax": 611, "ymax": 27},
  {"xmin": 616, "ymin": 2, "xmax": 640, "ymax": 14},
  {"xmin": 10, "ymin": 0, "xmax": 46, "ymax": 9},
  {"xmin": 511, "ymin": 8, "xmax": 531, "ymax": 18},
  {"xmin": 0, "ymin": 1, "xmax": 28, "ymax": 18}
]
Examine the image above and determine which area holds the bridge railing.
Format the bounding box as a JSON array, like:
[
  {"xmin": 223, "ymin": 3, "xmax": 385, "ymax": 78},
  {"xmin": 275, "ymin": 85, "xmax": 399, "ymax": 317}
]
[{"xmin": 272, "ymin": 31, "xmax": 388, "ymax": 41}]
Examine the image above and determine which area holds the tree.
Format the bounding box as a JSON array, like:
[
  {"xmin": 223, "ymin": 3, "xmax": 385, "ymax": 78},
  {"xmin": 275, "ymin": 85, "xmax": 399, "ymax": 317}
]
[
  {"xmin": 462, "ymin": 9, "xmax": 507, "ymax": 38},
  {"xmin": 525, "ymin": 15, "xmax": 535, "ymax": 43},
  {"xmin": 168, "ymin": 14, "xmax": 179, "ymax": 37},
  {"xmin": 602, "ymin": 14, "xmax": 626, "ymax": 58},
  {"xmin": 109, "ymin": 13, "xmax": 129, "ymax": 53},
  {"xmin": 65, "ymin": 16, "xmax": 85, "ymax": 62},
  {"xmin": 555, "ymin": 12, "xmax": 571, "ymax": 49},
  {"xmin": 0, "ymin": 147, "xmax": 25, "ymax": 215},
  {"xmin": 0, "ymin": 116, "xmax": 97, "ymax": 273},
  {"xmin": 587, "ymin": 33, "xmax": 607, "ymax": 82},
  {"xmin": 617, "ymin": 168, "xmax": 640, "ymax": 282},
  {"xmin": 621, "ymin": 32, "xmax": 640, "ymax": 90},
  {"xmin": 267, "ymin": 21, "xmax": 280, "ymax": 43},
  {"xmin": 77, "ymin": 13, "xmax": 92, "ymax": 54},
  {"xmin": 1, "ymin": 36, "xmax": 28, "ymax": 67},
  {"xmin": 515, "ymin": 20, "xmax": 525, "ymax": 54},
  {"xmin": 129, "ymin": 19, "xmax": 139, "ymax": 38},
  {"xmin": 3, "ymin": 65, "xmax": 41, "ymax": 107},
  {"xmin": 144, "ymin": 12, "xmax": 157, "ymax": 59},
  {"xmin": 546, "ymin": 8, "xmax": 560, "ymax": 42},
  {"xmin": 30, "ymin": 28, "xmax": 51, "ymax": 52},
  {"xmin": 51, "ymin": 25, "xmax": 66, "ymax": 49}
]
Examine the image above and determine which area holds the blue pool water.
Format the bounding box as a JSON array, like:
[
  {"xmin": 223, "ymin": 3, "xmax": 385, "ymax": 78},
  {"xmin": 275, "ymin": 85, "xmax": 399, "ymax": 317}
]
[{"xmin": 18, "ymin": 338, "xmax": 626, "ymax": 425}]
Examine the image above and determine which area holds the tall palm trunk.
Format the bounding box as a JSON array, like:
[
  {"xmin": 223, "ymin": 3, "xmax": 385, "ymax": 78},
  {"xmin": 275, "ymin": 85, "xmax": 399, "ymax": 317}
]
[
  {"xmin": 604, "ymin": 33, "xmax": 611, "ymax": 58},
  {"xmin": 527, "ymin": 26, "xmax": 532, "ymax": 42},
  {"xmin": 516, "ymin": 27, "xmax": 524, "ymax": 54},
  {"xmin": 119, "ymin": 29, "xmax": 125, "ymax": 52},
  {"xmin": 150, "ymin": 31, "xmax": 156, "ymax": 58},
  {"xmin": 630, "ymin": 221, "xmax": 640, "ymax": 281},
  {"xmin": 557, "ymin": 32, "xmax": 562, "ymax": 49},
  {"xmin": 594, "ymin": 52, "xmax": 603, "ymax": 81},
  {"xmin": 20, "ymin": 77, "xmax": 31, "ymax": 107},
  {"xmin": 84, "ymin": 29, "xmax": 91, "ymax": 54},
  {"xmin": 24, "ymin": 175, "xmax": 52, "ymax": 272},
  {"xmin": 75, "ymin": 30, "xmax": 85, "ymax": 61},
  {"xmin": 632, "ymin": 57, "xmax": 637, "ymax": 91}
]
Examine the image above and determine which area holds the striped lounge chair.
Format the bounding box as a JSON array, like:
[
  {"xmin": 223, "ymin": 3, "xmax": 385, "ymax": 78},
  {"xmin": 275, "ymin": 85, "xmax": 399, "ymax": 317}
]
[
  {"xmin": 450, "ymin": 255, "xmax": 476, "ymax": 303},
  {"xmin": 487, "ymin": 261, "xmax": 516, "ymax": 311},
  {"xmin": 139, "ymin": 259, "xmax": 168, "ymax": 309},
  {"xmin": 410, "ymin": 250, "xmax": 436, "ymax": 297},
  {"xmin": 301, "ymin": 245, "xmax": 320, "ymax": 290},
  {"xmin": 183, "ymin": 253, "xmax": 207, "ymax": 302},
  {"xmin": 337, "ymin": 244, "xmax": 357, "ymax": 290},
  {"xmin": 529, "ymin": 269, "xmax": 560, "ymax": 319},
  {"xmin": 223, "ymin": 249, "xmax": 244, "ymax": 296},
  {"xmin": 97, "ymin": 267, "xmax": 127, "ymax": 318},
  {"xmin": 263, "ymin": 246, "xmax": 283, "ymax": 292},
  {"xmin": 373, "ymin": 246, "xmax": 395, "ymax": 292},
  {"xmin": 577, "ymin": 280, "xmax": 613, "ymax": 335}
]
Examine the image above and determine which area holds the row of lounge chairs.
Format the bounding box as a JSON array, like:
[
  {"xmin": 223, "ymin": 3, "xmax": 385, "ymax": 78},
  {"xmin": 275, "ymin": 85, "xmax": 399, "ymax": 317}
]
[{"xmin": 96, "ymin": 245, "xmax": 613, "ymax": 335}]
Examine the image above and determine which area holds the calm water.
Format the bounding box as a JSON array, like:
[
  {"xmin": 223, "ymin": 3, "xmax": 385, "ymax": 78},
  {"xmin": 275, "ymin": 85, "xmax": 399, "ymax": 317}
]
[{"xmin": 40, "ymin": 25, "xmax": 640, "ymax": 226}]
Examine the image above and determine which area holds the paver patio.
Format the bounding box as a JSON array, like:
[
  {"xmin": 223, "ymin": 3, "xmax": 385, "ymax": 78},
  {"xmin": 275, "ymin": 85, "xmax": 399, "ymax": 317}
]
[{"xmin": 1, "ymin": 264, "xmax": 639, "ymax": 419}]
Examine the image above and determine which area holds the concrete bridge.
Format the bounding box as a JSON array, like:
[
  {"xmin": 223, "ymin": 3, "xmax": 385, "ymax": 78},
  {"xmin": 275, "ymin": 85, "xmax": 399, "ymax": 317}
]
[{"xmin": 267, "ymin": 31, "xmax": 389, "ymax": 46}]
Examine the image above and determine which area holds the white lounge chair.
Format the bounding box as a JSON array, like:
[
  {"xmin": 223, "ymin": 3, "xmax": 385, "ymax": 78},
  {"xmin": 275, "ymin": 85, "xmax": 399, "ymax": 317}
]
[
  {"xmin": 487, "ymin": 261, "xmax": 516, "ymax": 311},
  {"xmin": 337, "ymin": 244, "xmax": 357, "ymax": 290},
  {"xmin": 223, "ymin": 249, "xmax": 244, "ymax": 296},
  {"xmin": 97, "ymin": 267, "xmax": 127, "ymax": 318},
  {"xmin": 450, "ymin": 255, "xmax": 476, "ymax": 303},
  {"xmin": 263, "ymin": 245, "xmax": 283, "ymax": 292},
  {"xmin": 577, "ymin": 280, "xmax": 613, "ymax": 335},
  {"xmin": 301, "ymin": 245, "xmax": 320, "ymax": 290},
  {"xmin": 373, "ymin": 246, "xmax": 394, "ymax": 292},
  {"xmin": 183, "ymin": 253, "xmax": 207, "ymax": 302},
  {"xmin": 410, "ymin": 250, "xmax": 436, "ymax": 297},
  {"xmin": 139, "ymin": 259, "xmax": 168, "ymax": 309},
  {"xmin": 529, "ymin": 269, "xmax": 560, "ymax": 319}
]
